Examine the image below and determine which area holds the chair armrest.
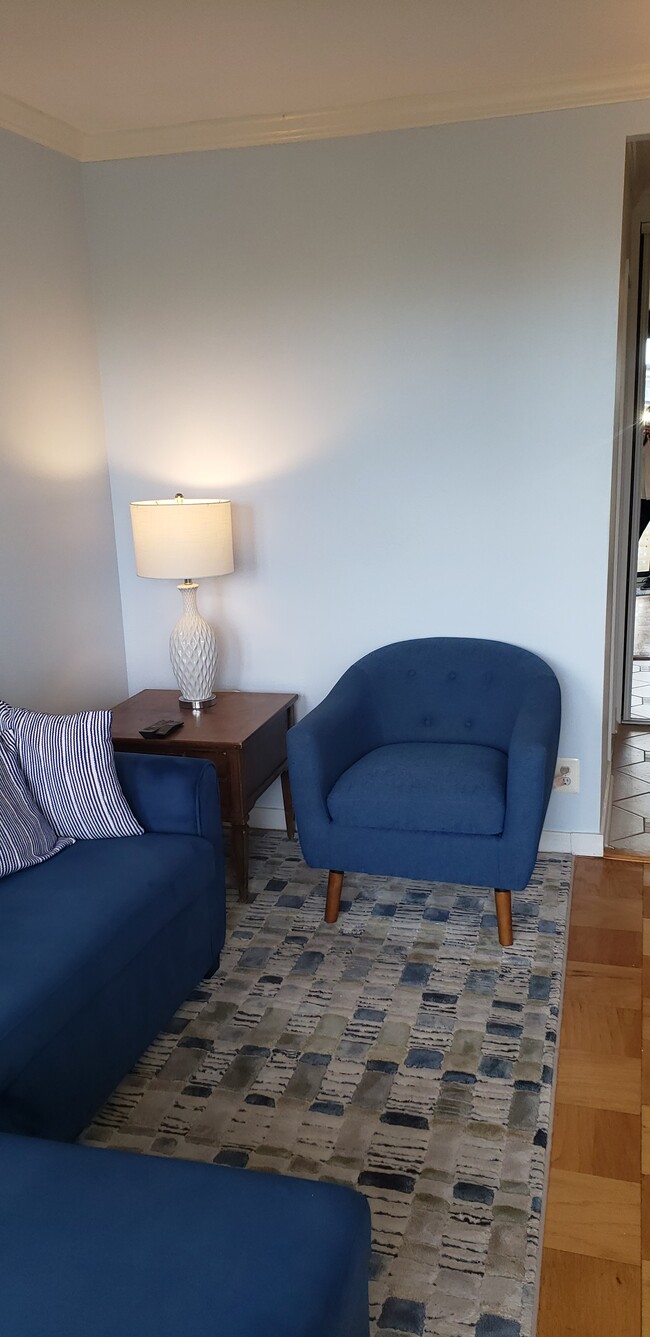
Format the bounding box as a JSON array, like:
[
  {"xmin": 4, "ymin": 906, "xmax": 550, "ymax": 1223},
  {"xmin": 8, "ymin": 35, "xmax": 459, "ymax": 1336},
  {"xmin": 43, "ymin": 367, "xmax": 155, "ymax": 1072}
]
[
  {"xmin": 114, "ymin": 752, "xmax": 223, "ymax": 861},
  {"xmin": 288, "ymin": 668, "xmax": 379, "ymax": 828},
  {"xmin": 503, "ymin": 676, "xmax": 561, "ymax": 844}
]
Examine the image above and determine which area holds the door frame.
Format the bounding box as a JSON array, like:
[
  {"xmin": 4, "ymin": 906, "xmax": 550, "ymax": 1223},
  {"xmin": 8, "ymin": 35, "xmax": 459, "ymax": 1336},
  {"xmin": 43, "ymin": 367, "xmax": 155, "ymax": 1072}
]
[{"xmin": 621, "ymin": 222, "xmax": 650, "ymax": 722}]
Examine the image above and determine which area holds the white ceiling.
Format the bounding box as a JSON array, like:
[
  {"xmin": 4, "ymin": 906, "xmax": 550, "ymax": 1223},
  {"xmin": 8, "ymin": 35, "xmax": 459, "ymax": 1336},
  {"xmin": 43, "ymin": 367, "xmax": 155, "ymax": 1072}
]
[{"xmin": 1, "ymin": 0, "xmax": 650, "ymax": 161}]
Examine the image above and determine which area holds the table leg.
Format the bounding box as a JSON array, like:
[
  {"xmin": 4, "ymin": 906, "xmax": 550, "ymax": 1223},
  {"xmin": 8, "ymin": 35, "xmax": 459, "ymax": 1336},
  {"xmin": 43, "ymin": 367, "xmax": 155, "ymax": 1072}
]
[
  {"xmin": 231, "ymin": 822, "xmax": 250, "ymax": 901},
  {"xmin": 281, "ymin": 767, "xmax": 295, "ymax": 840}
]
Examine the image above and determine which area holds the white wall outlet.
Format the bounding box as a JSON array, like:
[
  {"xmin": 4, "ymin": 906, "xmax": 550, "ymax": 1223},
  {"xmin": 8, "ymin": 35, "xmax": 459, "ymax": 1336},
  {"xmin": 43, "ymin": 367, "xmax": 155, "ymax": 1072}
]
[{"xmin": 553, "ymin": 758, "xmax": 580, "ymax": 792}]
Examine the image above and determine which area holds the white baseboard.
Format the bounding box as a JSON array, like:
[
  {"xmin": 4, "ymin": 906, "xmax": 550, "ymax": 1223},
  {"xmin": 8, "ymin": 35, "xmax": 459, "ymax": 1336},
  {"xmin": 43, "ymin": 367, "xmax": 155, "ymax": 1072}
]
[
  {"xmin": 249, "ymin": 804, "xmax": 288, "ymax": 831},
  {"xmin": 538, "ymin": 830, "xmax": 604, "ymax": 856},
  {"xmin": 250, "ymin": 805, "xmax": 605, "ymax": 857}
]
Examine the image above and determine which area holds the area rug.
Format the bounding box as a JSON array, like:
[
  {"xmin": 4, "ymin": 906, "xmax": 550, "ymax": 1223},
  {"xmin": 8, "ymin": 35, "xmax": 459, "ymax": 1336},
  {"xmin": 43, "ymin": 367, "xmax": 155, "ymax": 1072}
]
[{"xmin": 82, "ymin": 833, "xmax": 572, "ymax": 1337}]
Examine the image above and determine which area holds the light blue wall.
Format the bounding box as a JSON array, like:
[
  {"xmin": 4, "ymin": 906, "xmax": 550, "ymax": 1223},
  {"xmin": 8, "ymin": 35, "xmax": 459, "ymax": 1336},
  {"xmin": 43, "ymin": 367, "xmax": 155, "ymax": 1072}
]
[
  {"xmin": 83, "ymin": 100, "xmax": 650, "ymax": 835},
  {"xmin": 0, "ymin": 129, "xmax": 127, "ymax": 711}
]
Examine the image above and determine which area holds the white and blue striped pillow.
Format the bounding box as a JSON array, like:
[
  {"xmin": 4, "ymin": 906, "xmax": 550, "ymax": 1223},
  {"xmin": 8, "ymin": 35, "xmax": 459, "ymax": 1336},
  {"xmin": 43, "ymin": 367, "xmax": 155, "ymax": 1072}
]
[
  {"xmin": 0, "ymin": 727, "xmax": 73, "ymax": 877},
  {"xmin": 0, "ymin": 703, "xmax": 143, "ymax": 841}
]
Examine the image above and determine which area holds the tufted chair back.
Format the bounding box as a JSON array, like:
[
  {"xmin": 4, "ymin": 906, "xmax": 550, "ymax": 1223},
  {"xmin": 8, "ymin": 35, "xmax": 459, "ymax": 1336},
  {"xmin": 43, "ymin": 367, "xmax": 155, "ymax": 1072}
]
[{"xmin": 344, "ymin": 638, "xmax": 558, "ymax": 753}]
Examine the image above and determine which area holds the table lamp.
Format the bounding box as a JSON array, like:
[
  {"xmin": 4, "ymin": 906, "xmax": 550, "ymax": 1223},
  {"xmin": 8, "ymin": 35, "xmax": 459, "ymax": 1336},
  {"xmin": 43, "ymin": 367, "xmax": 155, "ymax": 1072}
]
[{"xmin": 130, "ymin": 494, "xmax": 234, "ymax": 710}]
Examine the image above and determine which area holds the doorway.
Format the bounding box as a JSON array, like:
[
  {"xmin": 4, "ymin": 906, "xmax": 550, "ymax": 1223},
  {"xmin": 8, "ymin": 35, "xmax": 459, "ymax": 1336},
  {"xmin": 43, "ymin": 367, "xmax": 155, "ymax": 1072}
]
[{"xmin": 622, "ymin": 223, "xmax": 650, "ymax": 723}]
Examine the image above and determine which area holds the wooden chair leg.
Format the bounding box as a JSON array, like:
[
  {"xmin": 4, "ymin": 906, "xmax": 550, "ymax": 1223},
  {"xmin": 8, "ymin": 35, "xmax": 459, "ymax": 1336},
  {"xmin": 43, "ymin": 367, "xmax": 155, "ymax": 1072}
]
[
  {"xmin": 325, "ymin": 871, "xmax": 344, "ymax": 923},
  {"xmin": 494, "ymin": 889, "xmax": 513, "ymax": 947}
]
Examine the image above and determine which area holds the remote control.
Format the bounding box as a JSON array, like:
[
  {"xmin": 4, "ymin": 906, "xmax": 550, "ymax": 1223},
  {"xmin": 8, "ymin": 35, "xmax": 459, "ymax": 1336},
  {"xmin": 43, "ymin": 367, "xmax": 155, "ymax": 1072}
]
[{"xmin": 139, "ymin": 718, "xmax": 184, "ymax": 739}]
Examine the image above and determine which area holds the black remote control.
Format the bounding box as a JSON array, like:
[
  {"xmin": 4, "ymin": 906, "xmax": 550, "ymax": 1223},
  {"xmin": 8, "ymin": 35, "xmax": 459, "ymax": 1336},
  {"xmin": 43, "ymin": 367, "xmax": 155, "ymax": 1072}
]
[{"xmin": 139, "ymin": 718, "xmax": 184, "ymax": 739}]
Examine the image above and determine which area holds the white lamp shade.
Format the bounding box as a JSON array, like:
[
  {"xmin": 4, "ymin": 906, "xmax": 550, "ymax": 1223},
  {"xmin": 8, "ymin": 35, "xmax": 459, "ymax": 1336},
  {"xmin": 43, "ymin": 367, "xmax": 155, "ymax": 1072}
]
[{"xmin": 130, "ymin": 497, "xmax": 234, "ymax": 579}]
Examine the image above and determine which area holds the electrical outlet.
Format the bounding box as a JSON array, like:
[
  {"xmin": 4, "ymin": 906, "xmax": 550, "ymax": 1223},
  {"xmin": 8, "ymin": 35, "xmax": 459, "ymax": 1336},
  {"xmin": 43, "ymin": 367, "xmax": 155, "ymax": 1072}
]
[{"xmin": 553, "ymin": 758, "xmax": 580, "ymax": 792}]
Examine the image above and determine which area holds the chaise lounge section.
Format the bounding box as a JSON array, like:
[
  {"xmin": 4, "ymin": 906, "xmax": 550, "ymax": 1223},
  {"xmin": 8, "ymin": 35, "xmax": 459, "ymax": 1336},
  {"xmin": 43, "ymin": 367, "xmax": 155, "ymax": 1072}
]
[{"xmin": 0, "ymin": 1132, "xmax": 371, "ymax": 1337}]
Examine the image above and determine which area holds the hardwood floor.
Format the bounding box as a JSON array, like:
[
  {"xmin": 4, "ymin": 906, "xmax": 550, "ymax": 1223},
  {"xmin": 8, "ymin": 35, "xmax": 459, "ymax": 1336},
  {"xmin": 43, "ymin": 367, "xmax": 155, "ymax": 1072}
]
[{"xmin": 537, "ymin": 856, "xmax": 643, "ymax": 1335}]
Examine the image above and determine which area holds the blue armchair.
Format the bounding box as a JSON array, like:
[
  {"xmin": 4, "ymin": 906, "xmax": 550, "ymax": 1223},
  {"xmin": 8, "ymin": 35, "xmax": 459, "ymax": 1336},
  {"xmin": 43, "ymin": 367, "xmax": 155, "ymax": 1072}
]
[{"xmin": 287, "ymin": 638, "xmax": 560, "ymax": 946}]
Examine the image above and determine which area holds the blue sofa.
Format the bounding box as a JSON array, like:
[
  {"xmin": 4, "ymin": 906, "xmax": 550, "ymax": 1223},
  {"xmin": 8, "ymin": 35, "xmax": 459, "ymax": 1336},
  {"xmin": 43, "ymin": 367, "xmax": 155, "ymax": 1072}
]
[
  {"xmin": 0, "ymin": 1132, "xmax": 371, "ymax": 1337},
  {"xmin": 0, "ymin": 748, "xmax": 371, "ymax": 1335},
  {"xmin": 0, "ymin": 751, "xmax": 226, "ymax": 1141},
  {"xmin": 288, "ymin": 637, "xmax": 561, "ymax": 944}
]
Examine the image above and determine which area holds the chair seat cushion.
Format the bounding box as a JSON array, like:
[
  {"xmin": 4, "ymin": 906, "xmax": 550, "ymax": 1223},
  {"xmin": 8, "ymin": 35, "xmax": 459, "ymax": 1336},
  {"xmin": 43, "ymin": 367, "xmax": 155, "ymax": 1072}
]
[
  {"xmin": 0, "ymin": 833, "xmax": 216, "ymax": 1091},
  {"xmin": 0, "ymin": 1134, "xmax": 371, "ymax": 1337},
  {"xmin": 327, "ymin": 742, "xmax": 507, "ymax": 836}
]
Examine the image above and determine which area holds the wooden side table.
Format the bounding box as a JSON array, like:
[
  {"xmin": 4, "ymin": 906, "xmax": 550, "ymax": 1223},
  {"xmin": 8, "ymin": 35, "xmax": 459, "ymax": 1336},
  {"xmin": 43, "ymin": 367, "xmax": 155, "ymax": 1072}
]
[{"xmin": 111, "ymin": 689, "xmax": 298, "ymax": 900}]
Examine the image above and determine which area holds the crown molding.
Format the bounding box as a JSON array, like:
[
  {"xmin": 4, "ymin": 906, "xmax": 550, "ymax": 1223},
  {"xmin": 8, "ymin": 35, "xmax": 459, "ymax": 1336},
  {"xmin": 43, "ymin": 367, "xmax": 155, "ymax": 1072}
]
[
  {"xmin": 2, "ymin": 67, "xmax": 650, "ymax": 165},
  {"xmin": 0, "ymin": 91, "xmax": 82, "ymax": 158},
  {"xmin": 77, "ymin": 68, "xmax": 650, "ymax": 161}
]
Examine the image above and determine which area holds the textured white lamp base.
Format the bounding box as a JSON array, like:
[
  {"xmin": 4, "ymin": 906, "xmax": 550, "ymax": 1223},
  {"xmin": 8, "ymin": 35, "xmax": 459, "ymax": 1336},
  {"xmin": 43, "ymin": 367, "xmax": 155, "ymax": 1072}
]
[{"xmin": 169, "ymin": 581, "xmax": 218, "ymax": 710}]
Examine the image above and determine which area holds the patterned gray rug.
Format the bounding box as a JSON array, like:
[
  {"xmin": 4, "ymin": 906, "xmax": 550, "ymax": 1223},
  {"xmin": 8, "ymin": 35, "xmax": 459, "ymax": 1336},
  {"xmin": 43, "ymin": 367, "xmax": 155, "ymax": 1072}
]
[{"xmin": 82, "ymin": 833, "xmax": 571, "ymax": 1337}]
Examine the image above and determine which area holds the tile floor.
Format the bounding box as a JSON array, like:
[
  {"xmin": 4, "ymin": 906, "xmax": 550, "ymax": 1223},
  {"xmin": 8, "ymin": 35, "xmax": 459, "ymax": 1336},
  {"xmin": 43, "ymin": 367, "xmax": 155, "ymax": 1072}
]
[
  {"xmin": 630, "ymin": 659, "xmax": 650, "ymax": 720},
  {"xmin": 608, "ymin": 668, "xmax": 650, "ymax": 853}
]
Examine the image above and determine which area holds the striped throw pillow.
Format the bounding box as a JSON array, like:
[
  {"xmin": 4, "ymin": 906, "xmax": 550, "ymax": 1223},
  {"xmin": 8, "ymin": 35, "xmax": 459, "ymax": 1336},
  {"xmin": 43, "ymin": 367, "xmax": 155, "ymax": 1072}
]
[
  {"xmin": 0, "ymin": 727, "xmax": 73, "ymax": 877},
  {"xmin": 1, "ymin": 703, "xmax": 143, "ymax": 841}
]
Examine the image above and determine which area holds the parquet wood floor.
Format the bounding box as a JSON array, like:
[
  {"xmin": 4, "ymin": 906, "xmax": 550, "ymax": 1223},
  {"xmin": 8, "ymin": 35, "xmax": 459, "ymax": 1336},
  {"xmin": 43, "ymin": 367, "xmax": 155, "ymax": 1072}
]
[{"xmin": 537, "ymin": 856, "xmax": 643, "ymax": 1335}]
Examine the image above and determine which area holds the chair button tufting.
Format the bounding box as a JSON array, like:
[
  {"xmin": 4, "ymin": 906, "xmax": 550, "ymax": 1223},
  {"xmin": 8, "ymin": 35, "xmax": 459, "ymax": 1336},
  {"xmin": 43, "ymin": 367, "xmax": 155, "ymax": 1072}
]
[
  {"xmin": 465, "ymin": 719, "xmax": 473, "ymax": 728},
  {"xmin": 423, "ymin": 716, "xmax": 433, "ymax": 726},
  {"xmin": 408, "ymin": 669, "xmax": 416, "ymax": 678},
  {"xmin": 448, "ymin": 671, "xmax": 457, "ymax": 681}
]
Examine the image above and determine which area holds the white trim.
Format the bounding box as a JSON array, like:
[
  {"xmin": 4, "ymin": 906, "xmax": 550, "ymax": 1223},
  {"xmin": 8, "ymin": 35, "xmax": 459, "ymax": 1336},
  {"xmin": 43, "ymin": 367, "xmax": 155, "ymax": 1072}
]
[
  {"xmin": 570, "ymin": 831, "xmax": 604, "ymax": 856},
  {"xmin": 251, "ymin": 804, "xmax": 604, "ymax": 856},
  {"xmin": 79, "ymin": 73, "xmax": 650, "ymax": 161},
  {"xmin": 600, "ymin": 753, "xmax": 614, "ymax": 849},
  {"xmin": 539, "ymin": 830, "xmax": 604, "ymax": 856},
  {"xmin": 0, "ymin": 91, "xmax": 82, "ymax": 159},
  {"xmin": 538, "ymin": 831, "xmax": 572, "ymax": 853},
  {"xmin": 249, "ymin": 804, "xmax": 288, "ymax": 831},
  {"xmin": 2, "ymin": 68, "xmax": 650, "ymax": 163}
]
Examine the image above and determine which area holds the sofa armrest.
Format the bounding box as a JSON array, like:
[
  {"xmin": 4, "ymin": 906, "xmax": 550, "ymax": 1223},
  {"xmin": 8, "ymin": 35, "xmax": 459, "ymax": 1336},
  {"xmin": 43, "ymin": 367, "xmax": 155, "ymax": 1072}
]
[
  {"xmin": 503, "ymin": 676, "xmax": 561, "ymax": 846},
  {"xmin": 114, "ymin": 752, "xmax": 223, "ymax": 861},
  {"xmin": 287, "ymin": 668, "xmax": 379, "ymax": 831}
]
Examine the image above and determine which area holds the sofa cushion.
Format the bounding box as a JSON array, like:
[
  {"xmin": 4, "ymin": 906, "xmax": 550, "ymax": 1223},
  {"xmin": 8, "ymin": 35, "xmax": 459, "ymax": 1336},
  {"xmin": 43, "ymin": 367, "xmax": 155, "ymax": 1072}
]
[
  {"xmin": 327, "ymin": 742, "xmax": 507, "ymax": 836},
  {"xmin": 0, "ymin": 833, "xmax": 216, "ymax": 1091},
  {"xmin": 0, "ymin": 702, "xmax": 143, "ymax": 840},
  {"xmin": 0, "ymin": 728, "xmax": 73, "ymax": 877},
  {"xmin": 0, "ymin": 1134, "xmax": 371, "ymax": 1337}
]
